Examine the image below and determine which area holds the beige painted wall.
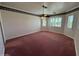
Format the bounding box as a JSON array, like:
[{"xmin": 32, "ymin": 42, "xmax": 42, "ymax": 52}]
[{"xmin": 1, "ymin": 10, "xmax": 41, "ymax": 40}]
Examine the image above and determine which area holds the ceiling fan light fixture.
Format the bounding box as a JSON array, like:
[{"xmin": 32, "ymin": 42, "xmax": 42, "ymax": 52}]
[
  {"xmin": 44, "ymin": 14, "xmax": 47, "ymax": 17},
  {"xmin": 42, "ymin": 5, "xmax": 47, "ymax": 8}
]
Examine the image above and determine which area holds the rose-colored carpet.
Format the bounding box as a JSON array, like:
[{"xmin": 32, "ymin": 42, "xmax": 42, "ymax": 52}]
[{"xmin": 5, "ymin": 31, "xmax": 76, "ymax": 56}]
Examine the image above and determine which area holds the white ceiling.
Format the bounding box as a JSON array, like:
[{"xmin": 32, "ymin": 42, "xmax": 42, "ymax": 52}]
[{"xmin": 1, "ymin": 2, "xmax": 79, "ymax": 15}]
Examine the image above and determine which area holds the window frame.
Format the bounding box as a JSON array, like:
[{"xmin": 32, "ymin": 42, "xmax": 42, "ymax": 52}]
[
  {"xmin": 49, "ymin": 16, "xmax": 62, "ymax": 27},
  {"xmin": 67, "ymin": 15, "xmax": 74, "ymax": 29}
]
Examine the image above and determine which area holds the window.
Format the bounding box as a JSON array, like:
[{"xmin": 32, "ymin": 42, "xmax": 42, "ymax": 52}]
[
  {"xmin": 42, "ymin": 17, "xmax": 46, "ymax": 27},
  {"xmin": 67, "ymin": 15, "xmax": 74, "ymax": 29},
  {"xmin": 49, "ymin": 16, "xmax": 62, "ymax": 27}
]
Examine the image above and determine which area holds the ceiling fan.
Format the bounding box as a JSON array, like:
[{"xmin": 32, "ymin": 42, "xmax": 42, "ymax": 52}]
[{"xmin": 42, "ymin": 2, "xmax": 48, "ymax": 17}]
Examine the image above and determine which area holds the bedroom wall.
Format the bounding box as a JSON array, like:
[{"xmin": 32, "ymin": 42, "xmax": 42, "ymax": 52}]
[{"xmin": 1, "ymin": 10, "xmax": 41, "ymax": 40}]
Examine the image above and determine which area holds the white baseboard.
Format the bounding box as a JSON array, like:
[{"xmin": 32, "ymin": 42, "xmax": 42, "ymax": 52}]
[
  {"xmin": 74, "ymin": 39, "xmax": 78, "ymax": 56},
  {"xmin": 7, "ymin": 30, "xmax": 41, "ymax": 40}
]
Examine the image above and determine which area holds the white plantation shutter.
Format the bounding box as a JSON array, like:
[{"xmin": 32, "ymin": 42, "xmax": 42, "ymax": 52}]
[
  {"xmin": 67, "ymin": 15, "xmax": 74, "ymax": 29},
  {"xmin": 48, "ymin": 16, "xmax": 62, "ymax": 27}
]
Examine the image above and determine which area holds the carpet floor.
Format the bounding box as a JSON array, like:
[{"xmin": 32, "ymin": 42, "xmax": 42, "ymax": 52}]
[{"xmin": 5, "ymin": 31, "xmax": 76, "ymax": 56}]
